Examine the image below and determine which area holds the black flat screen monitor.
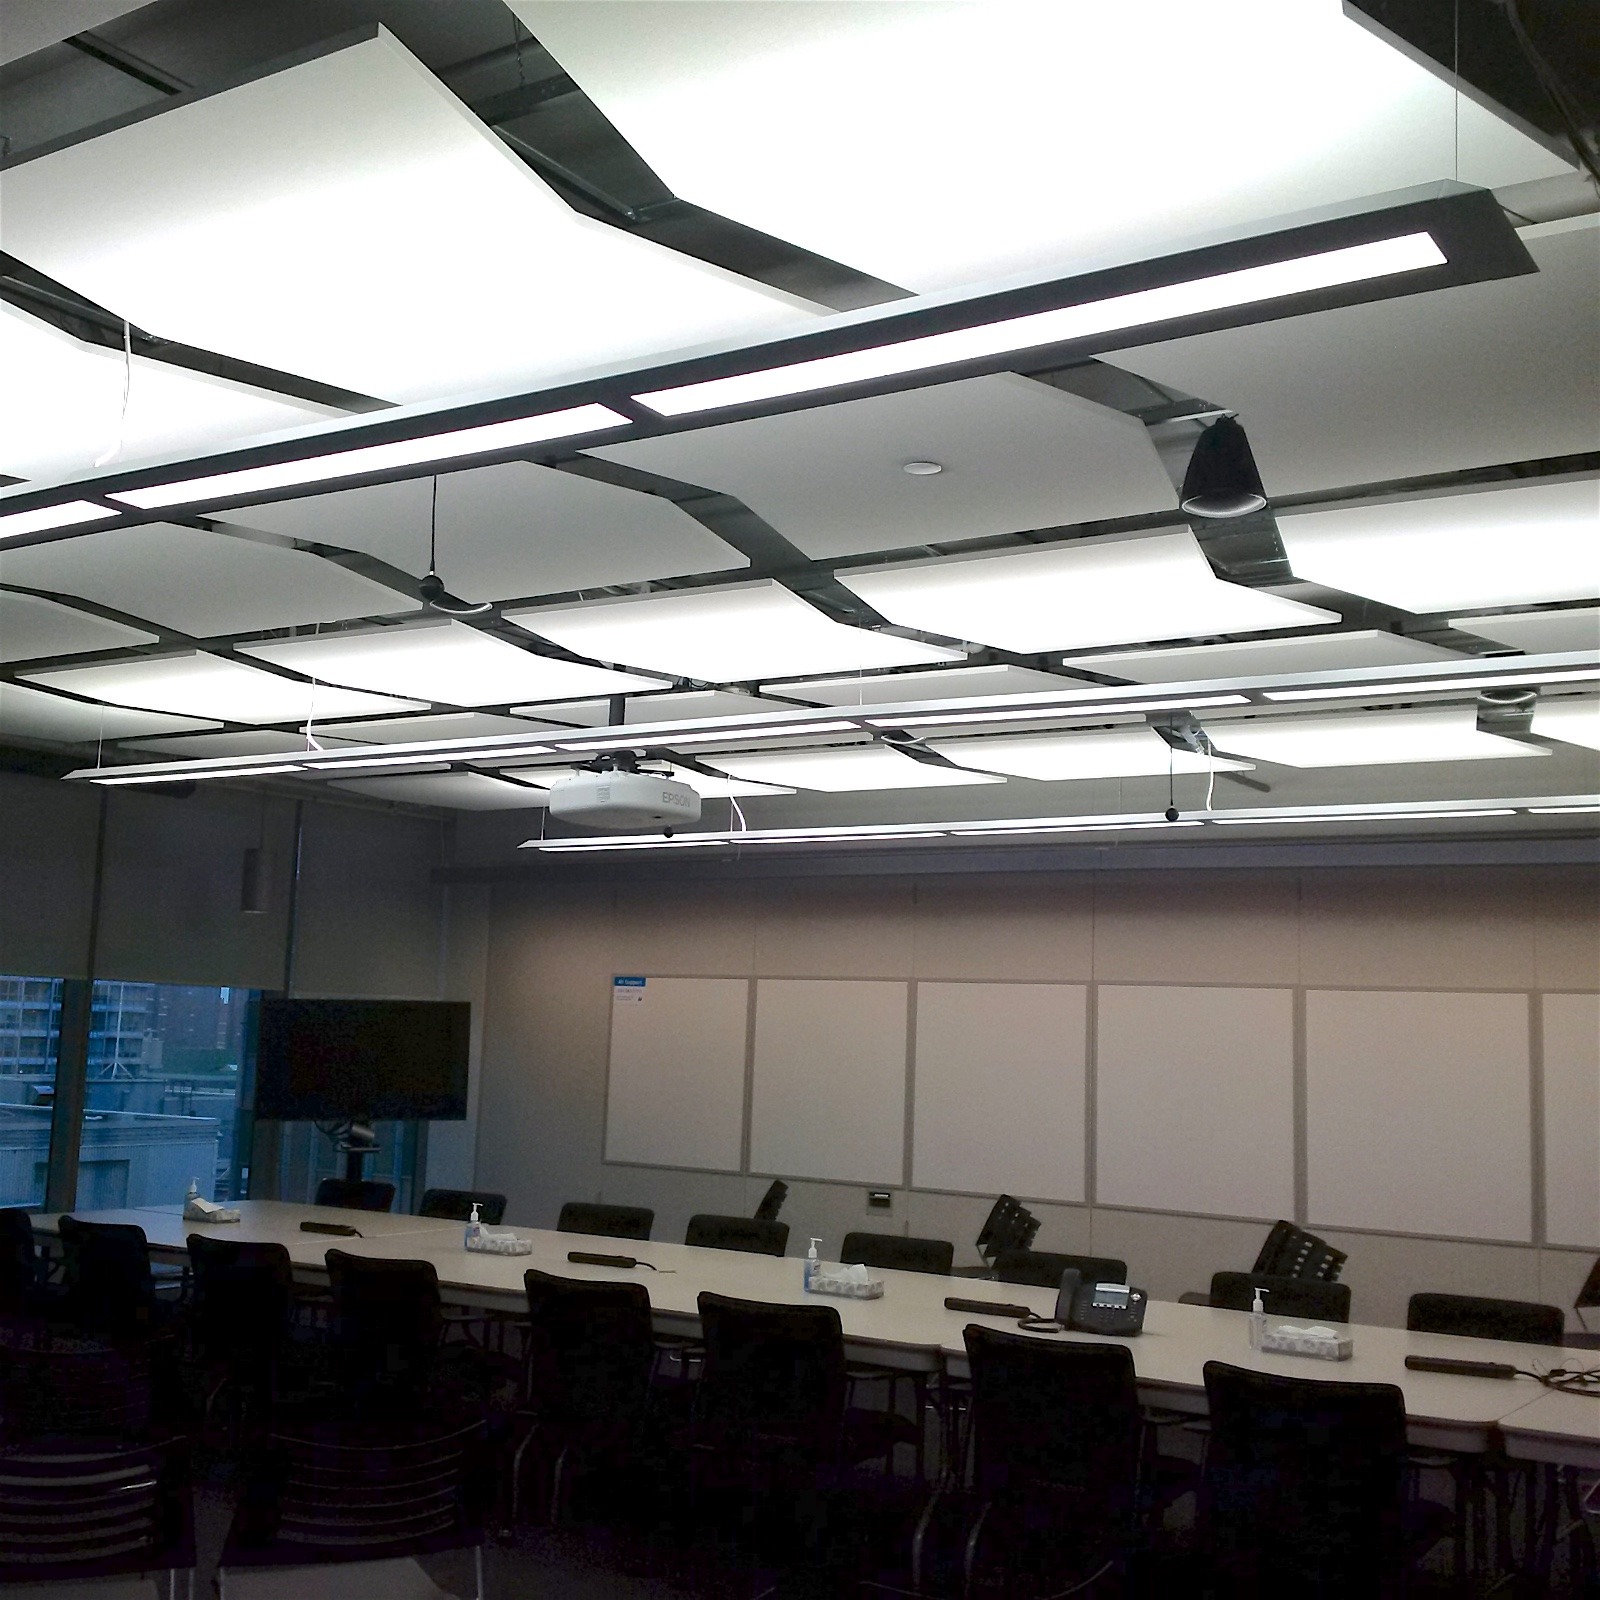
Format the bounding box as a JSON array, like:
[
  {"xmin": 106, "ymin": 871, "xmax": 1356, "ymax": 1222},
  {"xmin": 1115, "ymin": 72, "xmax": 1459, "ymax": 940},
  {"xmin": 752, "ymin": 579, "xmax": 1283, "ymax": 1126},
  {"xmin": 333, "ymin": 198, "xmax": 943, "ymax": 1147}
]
[{"xmin": 255, "ymin": 998, "xmax": 470, "ymax": 1121}]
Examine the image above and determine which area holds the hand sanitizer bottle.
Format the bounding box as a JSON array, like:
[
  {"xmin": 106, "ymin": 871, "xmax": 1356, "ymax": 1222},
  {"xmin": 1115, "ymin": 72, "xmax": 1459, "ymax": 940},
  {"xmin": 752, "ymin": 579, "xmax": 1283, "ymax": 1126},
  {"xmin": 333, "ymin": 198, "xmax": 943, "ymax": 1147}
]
[
  {"xmin": 804, "ymin": 1236, "xmax": 821, "ymax": 1292},
  {"xmin": 1248, "ymin": 1285, "xmax": 1268, "ymax": 1350},
  {"xmin": 465, "ymin": 1202, "xmax": 482, "ymax": 1249},
  {"xmin": 185, "ymin": 1177, "xmax": 200, "ymax": 1209}
]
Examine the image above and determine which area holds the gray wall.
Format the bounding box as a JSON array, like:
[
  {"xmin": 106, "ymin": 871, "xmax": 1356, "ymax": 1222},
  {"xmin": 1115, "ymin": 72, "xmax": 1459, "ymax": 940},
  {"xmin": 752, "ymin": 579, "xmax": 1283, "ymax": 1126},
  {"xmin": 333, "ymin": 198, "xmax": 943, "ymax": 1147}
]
[{"xmin": 473, "ymin": 865, "xmax": 1600, "ymax": 1330}]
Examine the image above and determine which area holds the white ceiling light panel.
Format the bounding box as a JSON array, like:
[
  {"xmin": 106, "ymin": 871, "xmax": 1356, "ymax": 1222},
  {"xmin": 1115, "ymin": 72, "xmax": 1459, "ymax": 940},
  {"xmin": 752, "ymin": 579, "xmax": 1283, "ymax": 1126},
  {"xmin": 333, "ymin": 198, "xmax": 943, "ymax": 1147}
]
[
  {"xmin": 0, "ymin": 523, "xmax": 409, "ymax": 637},
  {"xmin": 0, "ymin": 30, "xmax": 814, "ymax": 407},
  {"xmin": 1277, "ymin": 478, "xmax": 1600, "ymax": 614},
  {"xmin": 596, "ymin": 373, "xmax": 1175, "ymax": 560},
  {"xmin": 1064, "ymin": 628, "xmax": 1462, "ymax": 683},
  {"xmin": 1451, "ymin": 606, "xmax": 1600, "ymax": 656},
  {"xmin": 1206, "ymin": 705, "xmax": 1548, "ymax": 767},
  {"xmin": 1107, "ymin": 217, "xmax": 1600, "ymax": 494},
  {"xmin": 508, "ymin": 579, "xmax": 965, "ymax": 682},
  {"xmin": 0, "ymin": 300, "xmax": 336, "ymax": 484},
  {"xmin": 332, "ymin": 772, "xmax": 548, "ymax": 810},
  {"xmin": 0, "ymin": 681, "xmax": 218, "ymax": 744},
  {"xmin": 785, "ymin": 663, "xmax": 1075, "ymax": 707},
  {"xmin": 0, "ymin": 589, "xmax": 156, "ymax": 663},
  {"xmin": 220, "ymin": 458, "xmax": 746, "ymax": 603},
  {"xmin": 514, "ymin": 0, "xmax": 1559, "ymax": 295},
  {"xmin": 21, "ymin": 652, "xmax": 419, "ymax": 724},
  {"xmin": 705, "ymin": 745, "xmax": 1004, "ymax": 792},
  {"xmin": 839, "ymin": 529, "xmax": 1337, "ymax": 653},
  {"xmin": 927, "ymin": 726, "xmax": 1250, "ymax": 781},
  {"xmin": 1531, "ymin": 697, "xmax": 1600, "ymax": 753}
]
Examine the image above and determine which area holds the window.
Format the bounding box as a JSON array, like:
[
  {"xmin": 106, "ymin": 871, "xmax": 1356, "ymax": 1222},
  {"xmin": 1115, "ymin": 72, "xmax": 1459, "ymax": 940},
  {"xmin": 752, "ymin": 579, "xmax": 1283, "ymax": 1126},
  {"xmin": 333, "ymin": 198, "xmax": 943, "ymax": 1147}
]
[{"xmin": 0, "ymin": 974, "xmax": 61, "ymax": 1208}]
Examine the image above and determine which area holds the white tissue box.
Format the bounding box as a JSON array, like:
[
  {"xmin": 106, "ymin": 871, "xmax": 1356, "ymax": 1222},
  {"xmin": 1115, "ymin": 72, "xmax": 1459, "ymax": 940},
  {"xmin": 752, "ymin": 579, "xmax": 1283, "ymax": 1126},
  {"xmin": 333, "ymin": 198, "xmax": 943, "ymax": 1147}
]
[
  {"xmin": 465, "ymin": 1229, "xmax": 533, "ymax": 1256},
  {"xmin": 183, "ymin": 1199, "xmax": 240, "ymax": 1223},
  {"xmin": 1260, "ymin": 1322, "xmax": 1353, "ymax": 1360},
  {"xmin": 808, "ymin": 1266, "xmax": 885, "ymax": 1300}
]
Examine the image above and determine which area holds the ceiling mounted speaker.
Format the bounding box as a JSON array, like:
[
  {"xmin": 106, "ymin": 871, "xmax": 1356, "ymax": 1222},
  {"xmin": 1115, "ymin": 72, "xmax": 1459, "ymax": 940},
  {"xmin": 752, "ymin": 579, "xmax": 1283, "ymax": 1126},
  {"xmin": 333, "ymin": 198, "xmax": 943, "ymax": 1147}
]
[{"xmin": 1180, "ymin": 415, "xmax": 1268, "ymax": 519}]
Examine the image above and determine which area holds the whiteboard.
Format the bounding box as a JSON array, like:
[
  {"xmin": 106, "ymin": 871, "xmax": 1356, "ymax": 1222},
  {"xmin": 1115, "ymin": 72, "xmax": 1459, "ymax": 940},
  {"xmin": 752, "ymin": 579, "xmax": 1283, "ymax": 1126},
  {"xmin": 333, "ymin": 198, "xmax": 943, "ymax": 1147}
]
[
  {"xmin": 1096, "ymin": 985, "xmax": 1295, "ymax": 1218},
  {"xmin": 605, "ymin": 976, "xmax": 748, "ymax": 1172},
  {"xmin": 1306, "ymin": 989, "xmax": 1532, "ymax": 1241},
  {"xmin": 1544, "ymin": 992, "xmax": 1600, "ymax": 1248},
  {"xmin": 749, "ymin": 979, "xmax": 908, "ymax": 1184},
  {"xmin": 912, "ymin": 982, "xmax": 1086, "ymax": 1201}
]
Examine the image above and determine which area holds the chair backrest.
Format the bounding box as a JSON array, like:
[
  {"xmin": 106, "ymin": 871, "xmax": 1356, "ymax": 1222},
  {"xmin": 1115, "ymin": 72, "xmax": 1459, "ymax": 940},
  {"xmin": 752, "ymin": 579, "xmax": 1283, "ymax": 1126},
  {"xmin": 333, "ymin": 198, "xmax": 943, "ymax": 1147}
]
[
  {"xmin": 1406, "ymin": 1291, "xmax": 1564, "ymax": 1347},
  {"xmin": 187, "ymin": 1235, "xmax": 294, "ymax": 1364},
  {"xmin": 963, "ymin": 1323, "xmax": 1140, "ymax": 1529},
  {"xmin": 995, "ymin": 1248, "xmax": 1127, "ymax": 1289},
  {"xmin": 0, "ymin": 1208, "xmax": 38, "ymax": 1314},
  {"xmin": 1210, "ymin": 1271, "xmax": 1351, "ymax": 1323},
  {"xmin": 58, "ymin": 1215, "xmax": 157, "ymax": 1336},
  {"xmin": 685, "ymin": 1213, "xmax": 789, "ymax": 1256},
  {"xmin": 1202, "ymin": 1359, "xmax": 1409, "ymax": 1594},
  {"xmin": 523, "ymin": 1269, "xmax": 656, "ymax": 1429},
  {"xmin": 0, "ymin": 1324, "xmax": 156, "ymax": 1437},
  {"xmin": 557, "ymin": 1201, "xmax": 654, "ymax": 1241},
  {"xmin": 419, "ymin": 1189, "xmax": 506, "ymax": 1225},
  {"xmin": 695, "ymin": 1292, "xmax": 846, "ymax": 1457},
  {"xmin": 841, "ymin": 1231, "xmax": 954, "ymax": 1277},
  {"xmin": 753, "ymin": 1180, "xmax": 788, "ymax": 1222},
  {"xmin": 314, "ymin": 1178, "xmax": 396, "ymax": 1213},
  {"xmin": 1577, "ymin": 1256, "xmax": 1600, "ymax": 1311},
  {"xmin": 1251, "ymin": 1219, "xmax": 1346, "ymax": 1282},
  {"xmin": 324, "ymin": 1249, "xmax": 442, "ymax": 1399}
]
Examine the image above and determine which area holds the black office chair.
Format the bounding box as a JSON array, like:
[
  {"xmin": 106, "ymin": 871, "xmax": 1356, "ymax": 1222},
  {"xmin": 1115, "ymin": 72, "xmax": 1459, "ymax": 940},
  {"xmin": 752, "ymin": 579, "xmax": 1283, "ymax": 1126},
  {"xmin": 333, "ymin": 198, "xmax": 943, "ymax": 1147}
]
[
  {"xmin": 0, "ymin": 1206, "xmax": 46, "ymax": 1316},
  {"xmin": 841, "ymin": 1231, "xmax": 954, "ymax": 1277},
  {"xmin": 1210, "ymin": 1270, "xmax": 1352, "ymax": 1323},
  {"xmin": 314, "ymin": 1177, "xmax": 396, "ymax": 1213},
  {"xmin": 1406, "ymin": 1291, "xmax": 1564, "ymax": 1347},
  {"xmin": 1201, "ymin": 1359, "xmax": 1448, "ymax": 1597},
  {"xmin": 685, "ymin": 1213, "xmax": 789, "ymax": 1256},
  {"xmin": 187, "ymin": 1235, "xmax": 299, "ymax": 1435},
  {"xmin": 960, "ymin": 1324, "xmax": 1143, "ymax": 1598},
  {"xmin": 557, "ymin": 1201, "xmax": 654, "ymax": 1241},
  {"xmin": 995, "ymin": 1247, "xmax": 1127, "ymax": 1289},
  {"xmin": 753, "ymin": 1179, "xmax": 788, "ymax": 1222},
  {"xmin": 58, "ymin": 1215, "xmax": 180, "ymax": 1341},
  {"xmin": 512, "ymin": 1269, "xmax": 658, "ymax": 1523},
  {"xmin": 420, "ymin": 1188, "xmax": 507, "ymax": 1226}
]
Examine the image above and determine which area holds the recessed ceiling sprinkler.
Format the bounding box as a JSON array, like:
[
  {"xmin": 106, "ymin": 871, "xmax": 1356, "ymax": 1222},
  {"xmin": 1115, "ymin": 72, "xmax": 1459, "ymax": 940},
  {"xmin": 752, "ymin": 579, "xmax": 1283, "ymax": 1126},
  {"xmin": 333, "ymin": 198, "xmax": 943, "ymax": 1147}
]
[{"xmin": 419, "ymin": 476, "xmax": 492, "ymax": 616}]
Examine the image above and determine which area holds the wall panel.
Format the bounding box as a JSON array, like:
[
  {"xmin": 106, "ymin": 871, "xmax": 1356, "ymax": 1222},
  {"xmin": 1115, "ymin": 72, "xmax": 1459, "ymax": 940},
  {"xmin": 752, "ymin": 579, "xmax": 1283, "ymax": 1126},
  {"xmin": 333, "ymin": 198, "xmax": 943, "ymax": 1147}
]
[{"xmin": 1543, "ymin": 991, "xmax": 1600, "ymax": 1248}]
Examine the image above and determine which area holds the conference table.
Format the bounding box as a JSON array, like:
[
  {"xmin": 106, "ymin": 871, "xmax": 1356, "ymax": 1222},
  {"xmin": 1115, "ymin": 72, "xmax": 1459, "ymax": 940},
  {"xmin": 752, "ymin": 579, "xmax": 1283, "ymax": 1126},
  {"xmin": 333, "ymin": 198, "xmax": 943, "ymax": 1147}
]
[{"xmin": 30, "ymin": 1200, "xmax": 1600, "ymax": 1468}]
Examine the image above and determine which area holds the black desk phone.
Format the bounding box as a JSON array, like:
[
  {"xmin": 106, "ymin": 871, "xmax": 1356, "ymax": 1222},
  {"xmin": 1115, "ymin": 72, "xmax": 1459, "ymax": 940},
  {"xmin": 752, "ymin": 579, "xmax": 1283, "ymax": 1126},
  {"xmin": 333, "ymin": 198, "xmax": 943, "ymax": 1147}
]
[{"xmin": 1019, "ymin": 1269, "xmax": 1148, "ymax": 1337}]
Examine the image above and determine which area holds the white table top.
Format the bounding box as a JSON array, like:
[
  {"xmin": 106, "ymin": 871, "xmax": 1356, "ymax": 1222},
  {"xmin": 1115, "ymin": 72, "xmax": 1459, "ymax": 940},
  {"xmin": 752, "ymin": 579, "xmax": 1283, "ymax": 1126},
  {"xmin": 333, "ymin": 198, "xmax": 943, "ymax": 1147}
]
[{"xmin": 1498, "ymin": 1386, "xmax": 1600, "ymax": 1468}]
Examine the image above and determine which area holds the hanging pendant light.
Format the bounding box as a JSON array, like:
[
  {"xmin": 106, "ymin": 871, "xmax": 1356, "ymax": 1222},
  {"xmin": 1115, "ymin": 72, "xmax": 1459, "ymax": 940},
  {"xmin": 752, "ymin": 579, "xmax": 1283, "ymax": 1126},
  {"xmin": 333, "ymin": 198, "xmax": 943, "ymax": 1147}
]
[
  {"xmin": 420, "ymin": 475, "xmax": 492, "ymax": 615},
  {"xmin": 1180, "ymin": 415, "xmax": 1268, "ymax": 519}
]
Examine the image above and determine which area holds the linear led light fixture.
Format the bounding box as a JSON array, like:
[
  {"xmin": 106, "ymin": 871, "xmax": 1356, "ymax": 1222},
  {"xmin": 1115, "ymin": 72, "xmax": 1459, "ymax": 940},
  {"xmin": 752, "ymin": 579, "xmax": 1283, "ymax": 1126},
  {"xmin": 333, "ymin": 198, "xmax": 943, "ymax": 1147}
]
[
  {"xmin": 0, "ymin": 500, "xmax": 119, "ymax": 541},
  {"xmin": 87, "ymin": 762, "xmax": 307, "ymax": 784},
  {"xmin": 1529, "ymin": 802, "xmax": 1600, "ymax": 814},
  {"xmin": 549, "ymin": 719, "xmax": 860, "ymax": 752},
  {"xmin": 1264, "ymin": 667, "xmax": 1600, "ymax": 702},
  {"xmin": 868, "ymin": 693, "xmax": 1250, "ymax": 729},
  {"xmin": 632, "ymin": 185, "xmax": 1529, "ymax": 417},
  {"xmin": 1210, "ymin": 808, "xmax": 1517, "ymax": 826}
]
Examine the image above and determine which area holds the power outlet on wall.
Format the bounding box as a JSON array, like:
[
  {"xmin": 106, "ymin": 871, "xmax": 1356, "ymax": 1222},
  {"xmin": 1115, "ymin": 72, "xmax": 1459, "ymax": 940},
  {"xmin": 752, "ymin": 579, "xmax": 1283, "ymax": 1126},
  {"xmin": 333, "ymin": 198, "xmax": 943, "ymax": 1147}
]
[{"xmin": 867, "ymin": 1189, "xmax": 892, "ymax": 1210}]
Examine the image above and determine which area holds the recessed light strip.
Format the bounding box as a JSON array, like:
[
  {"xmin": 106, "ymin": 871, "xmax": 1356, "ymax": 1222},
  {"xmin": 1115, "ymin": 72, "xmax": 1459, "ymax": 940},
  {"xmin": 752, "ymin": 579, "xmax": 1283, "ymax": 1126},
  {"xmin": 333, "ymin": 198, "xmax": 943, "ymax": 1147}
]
[
  {"xmin": 88, "ymin": 763, "xmax": 307, "ymax": 785},
  {"xmin": 868, "ymin": 693, "xmax": 1250, "ymax": 729},
  {"xmin": 1264, "ymin": 667, "xmax": 1600, "ymax": 702},
  {"xmin": 0, "ymin": 500, "xmax": 120, "ymax": 542}
]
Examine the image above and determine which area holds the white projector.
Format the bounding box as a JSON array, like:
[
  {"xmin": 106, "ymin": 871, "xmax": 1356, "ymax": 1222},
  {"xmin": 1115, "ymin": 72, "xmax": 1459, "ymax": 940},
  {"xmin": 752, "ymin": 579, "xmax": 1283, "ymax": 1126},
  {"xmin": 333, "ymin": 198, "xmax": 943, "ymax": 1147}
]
[{"xmin": 546, "ymin": 769, "xmax": 702, "ymax": 831}]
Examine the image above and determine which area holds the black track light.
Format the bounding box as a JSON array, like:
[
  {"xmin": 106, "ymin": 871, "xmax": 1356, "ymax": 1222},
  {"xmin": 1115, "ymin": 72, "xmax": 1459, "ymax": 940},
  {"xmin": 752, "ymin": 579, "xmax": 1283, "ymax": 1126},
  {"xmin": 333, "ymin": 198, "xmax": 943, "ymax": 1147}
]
[{"xmin": 1180, "ymin": 414, "xmax": 1268, "ymax": 519}]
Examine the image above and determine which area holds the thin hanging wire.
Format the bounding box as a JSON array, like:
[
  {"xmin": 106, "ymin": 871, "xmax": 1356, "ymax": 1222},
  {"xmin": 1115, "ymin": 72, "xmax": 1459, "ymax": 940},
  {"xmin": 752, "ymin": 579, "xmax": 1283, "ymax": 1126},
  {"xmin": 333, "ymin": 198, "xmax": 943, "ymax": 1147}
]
[
  {"xmin": 93, "ymin": 318, "xmax": 133, "ymax": 467},
  {"xmin": 429, "ymin": 475, "xmax": 440, "ymax": 576},
  {"xmin": 1453, "ymin": 0, "xmax": 1461, "ymax": 183}
]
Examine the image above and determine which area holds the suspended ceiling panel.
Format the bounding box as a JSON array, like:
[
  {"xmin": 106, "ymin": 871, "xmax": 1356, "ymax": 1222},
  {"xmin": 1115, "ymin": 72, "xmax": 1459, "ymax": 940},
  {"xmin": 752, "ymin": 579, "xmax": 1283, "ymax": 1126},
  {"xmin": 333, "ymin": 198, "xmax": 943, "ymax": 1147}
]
[
  {"xmin": 505, "ymin": 699, "xmax": 612, "ymax": 726},
  {"xmin": 0, "ymin": 523, "xmax": 410, "ymax": 637},
  {"xmin": 22, "ymin": 652, "xmax": 422, "ymax": 725},
  {"xmin": 238, "ymin": 621, "xmax": 669, "ymax": 708},
  {"xmin": 0, "ymin": 301, "xmax": 336, "ymax": 485},
  {"xmin": 0, "ymin": 1, "xmax": 160, "ymax": 66},
  {"xmin": 594, "ymin": 374, "xmax": 1175, "ymax": 559},
  {"xmin": 221, "ymin": 460, "xmax": 747, "ymax": 603},
  {"xmin": 314, "ymin": 711, "xmax": 556, "ymax": 744},
  {"xmin": 839, "ymin": 530, "xmax": 1338, "ymax": 653},
  {"xmin": 1276, "ymin": 478, "xmax": 1600, "ymax": 614},
  {"xmin": 705, "ymin": 746, "xmax": 1004, "ymax": 792},
  {"xmin": 509, "ymin": 579, "xmax": 965, "ymax": 681},
  {"xmin": 515, "ymin": 0, "xmax": 1563, "ymax": 295},
  {"xmin": 1531, "ymin": 697, "xmax": 1600, "ymax": 754},
  {"xmin": 1453, "ymin": 606, "xmax": 1600, "ymax": 655},
  {"xmin": 0, "ymin": 589, "xmax": 156, "ymax": 663},
  {"xmin": 0, "ymin": 29, "xmax": 815, "ymax": 407},
  {"xmin": 625, "ymin": 690, "xmax": 789, "ymax": 724},
  {"xmin": 0, "ymin": 681, "xmax": 215, "ymax": 744},
  {"xmin": 784, "ymin": 663, "xmax": 1074, "ymax": 706},
  {"xmin": 331, "ymin": 772, "xmax": 547, "ymax": 810},
  {"xmin": 928, "ymin": 727, "xmax": 1250, "ymax": 782},
  {"xmin": 1208, "ymin": 706, "xmax": 1547, "ymax": 767},
  {"xmin": 1064, "ymin": 629, "xmax": 1462, "ymax": 682},
  {"xmin": 123, "ymin": 730, "xmax": 364, "ymax": 758},
  {"xmin": 1105, "ymin": 218, "xmax": 1600, "ymax": 495}
]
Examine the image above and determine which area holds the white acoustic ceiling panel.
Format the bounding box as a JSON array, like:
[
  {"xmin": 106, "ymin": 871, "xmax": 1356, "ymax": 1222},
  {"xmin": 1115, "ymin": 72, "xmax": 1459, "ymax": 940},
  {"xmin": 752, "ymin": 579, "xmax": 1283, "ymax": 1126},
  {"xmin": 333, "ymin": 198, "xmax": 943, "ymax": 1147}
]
[
  {"xmin": 595, "ymin": 374, "xmax": 1175, "ymax": 559},
  {"xmin": 1209, "ymin": 705, "xmax": 1547, "ymax": 767},
  {"xmin": 0, "ymin": 301, "xmax": 337, "ymax": 484},
  {"xmin": 125, "ymin": 730, "xmax": 363, "ymax": 758},
  {"xmin": 1277, "ymin": 478, "xmax": 1600, "ymax": 614},
  {"xmin": 508, "ymin": 579, "xmax": 964, "ymax": 682},
  {"xmin": 706, "ymin": 746, "xmax": 1003, "ymax": 792},
  {"xmin": 22, "ymin": 652, "xmax": 421, "ymax": 724},
  {"xmin": 0, "ymin": 681, "xmax": 216, "ymax": 743},
  {"xmin": 315, "ymin": 711, "xmax": 554, "ymax": 744},
  {"xmin": 929, "ymin": 726, "xmax": 1249, "ymax": 781},
  {"xmin": 221, "ymin": 459, "xmax": 747, "ymax": 603},
  {"xmin": 1065, "ymin": 628, "xmax": 1462, "ymax": 683},
  {"xmin": 331, "ymin": 772, "xmax": 547, "ymax": 809},
  {"xmin": 786, "ymin": 664, "xmax": 1074, "ymax": 706},
  {"xmin": 1451, "ymin": 606, "xmax": 1600, "ymax": 656},
  {"xmin": 0, "ymin": 523, "xmax": 409, "ymax": 636},
  {"xmin": 0, "ymin": 29, "xmax": 814, "ymax": 406},
  {"xmin": 1107, "ymin": 218, "xmax": 1600, "ymax": 494},
  {"xmin": 839, "ymin": 529, "xmax": 1338, "ymax": 653},
  {"xmin": 0, "ymin": 589, "xmax": 157, "ymax": 663},
  {"xmin": 1531, "ymin": 697, "xmax": 1600, "ymax": 753},
  {"xmin": 515, "ymin": 0, "xmax": 1561, "ymax": 295},
  {"xmin": 1, "ymin": 2, "xmax": 164, "ymax": 66},
  {"xmin": 239, "ymin": 620, "xmax": 668, "ymax": 707},
  {"xmin": 624, "ymin": 689, "xmax": 788, "ymax": 724}
]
